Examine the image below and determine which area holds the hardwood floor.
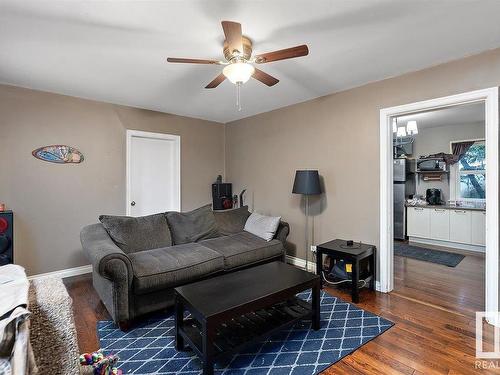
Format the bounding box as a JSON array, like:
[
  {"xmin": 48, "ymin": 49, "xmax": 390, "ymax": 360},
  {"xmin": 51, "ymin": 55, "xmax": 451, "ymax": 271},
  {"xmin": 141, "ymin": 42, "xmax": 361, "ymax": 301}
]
[
  {"xmin": 394, "ymin": 249, "xmax": 485, "ymax": 318},
  {"xmin": 64, "ymin": 253, "xmax": 500, "ymax": 374}
]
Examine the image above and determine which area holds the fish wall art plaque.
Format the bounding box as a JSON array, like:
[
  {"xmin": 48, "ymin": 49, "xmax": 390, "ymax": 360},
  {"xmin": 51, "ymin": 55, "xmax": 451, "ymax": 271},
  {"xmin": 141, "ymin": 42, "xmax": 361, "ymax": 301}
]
[{"xmin": 32, "ymin": 145, "xmax": 84, "ymax": 164}]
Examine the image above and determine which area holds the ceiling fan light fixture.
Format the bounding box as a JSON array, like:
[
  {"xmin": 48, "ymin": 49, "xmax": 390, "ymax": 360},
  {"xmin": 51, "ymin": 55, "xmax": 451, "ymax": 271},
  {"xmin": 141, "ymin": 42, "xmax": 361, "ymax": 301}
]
[{"xmin": 223, "ymin": 62, "xmax": 255, "ymax": 84}]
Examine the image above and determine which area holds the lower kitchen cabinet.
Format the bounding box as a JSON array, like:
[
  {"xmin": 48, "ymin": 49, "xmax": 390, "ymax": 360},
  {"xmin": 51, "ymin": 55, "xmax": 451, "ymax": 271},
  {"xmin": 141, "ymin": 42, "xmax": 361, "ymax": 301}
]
[
  {"xmin": 449, "ymin": 209, "xmax": 472, "ymax": 244},
  {"xmin": 471, "ymin": 211, "xmax": 486, "ymax": 246},
  {"xmin": 430, "ymin": 208, "xmax": 449, "ymax": 240},
  {"xmin": 406, "ymin": 206, "xmax": 485, "ymax": 250},
  {"xmin": 407, "ymin": 207, "xmax": 430, "ymax": 238}
]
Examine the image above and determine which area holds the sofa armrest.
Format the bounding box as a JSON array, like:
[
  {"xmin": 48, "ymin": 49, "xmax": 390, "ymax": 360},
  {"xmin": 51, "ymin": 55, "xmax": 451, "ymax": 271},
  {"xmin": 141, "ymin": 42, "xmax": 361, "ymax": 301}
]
[
  {"xmin": 275, "ymin": 221, "xmax": 290, "ymax": 245},
  {"xmin": 80, "ymin": 223, "xmax": 133, "ymax": 286}
]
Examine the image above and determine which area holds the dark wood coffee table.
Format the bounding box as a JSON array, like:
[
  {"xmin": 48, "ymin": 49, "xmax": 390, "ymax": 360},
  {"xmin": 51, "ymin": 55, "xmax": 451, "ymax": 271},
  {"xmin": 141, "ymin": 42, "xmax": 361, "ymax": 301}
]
[{"xmin": 174, "ymin": 261, "xmax": 320, "ymax": 375}]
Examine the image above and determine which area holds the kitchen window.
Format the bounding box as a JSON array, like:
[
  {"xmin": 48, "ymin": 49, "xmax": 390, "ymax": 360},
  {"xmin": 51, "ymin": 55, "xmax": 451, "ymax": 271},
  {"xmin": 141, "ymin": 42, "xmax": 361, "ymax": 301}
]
[{"xmin": 453, "ymin": 140, "xmax": 485, "ymax": 201}]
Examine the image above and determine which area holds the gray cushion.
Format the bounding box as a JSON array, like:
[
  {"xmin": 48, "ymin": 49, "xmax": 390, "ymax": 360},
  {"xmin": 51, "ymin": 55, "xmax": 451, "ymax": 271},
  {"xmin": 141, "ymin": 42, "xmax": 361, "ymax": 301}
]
[
  {"xmin": 244, "ymin": 212, "xmax": 281, "ymax": 241},
  {"xmin": 200, "ymin": 232, "xmax": 284, "ymax": 270},
  {"xmin": 99, "ymin": 213, "xmax": 172, "ymax": 254},
  {"xmin": 128, "ymin": 243, "xmax": 224, "ymax": 294},
  {"xmin": 213, "ymin": 206, "xmax": 251, "ymax": 235},
  {"xmin": 166, "ymin": 204, "xmax": 219, "ymax": 245}
]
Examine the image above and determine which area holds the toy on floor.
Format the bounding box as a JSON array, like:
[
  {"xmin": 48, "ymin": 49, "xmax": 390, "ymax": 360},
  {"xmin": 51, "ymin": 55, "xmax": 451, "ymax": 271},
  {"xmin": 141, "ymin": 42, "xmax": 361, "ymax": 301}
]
[{"xmin": 78, "ymin": 350, "xmax": 122, "ymax": 375}]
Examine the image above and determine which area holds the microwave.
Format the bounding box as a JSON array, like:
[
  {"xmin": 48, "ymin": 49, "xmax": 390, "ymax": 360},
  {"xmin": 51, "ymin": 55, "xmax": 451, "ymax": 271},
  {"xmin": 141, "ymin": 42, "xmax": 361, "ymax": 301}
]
[{"xmin": 417, "ymin": 158, "xmax": 446, "ymax": 172}]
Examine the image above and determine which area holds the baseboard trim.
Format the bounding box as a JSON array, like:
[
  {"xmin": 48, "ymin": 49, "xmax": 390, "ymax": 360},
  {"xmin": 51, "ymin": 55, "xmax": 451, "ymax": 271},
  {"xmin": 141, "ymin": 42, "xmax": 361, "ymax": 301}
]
[
  {"xmin": 29, "ymin": 257, "xmax": 376, "ymax": 283},
  {"xmin": 286, "ymin": 255, "xmax": 316, "ymax": 273},
  {"xmin": 28, "ymin": 264, "xmax": 92, "ymax": 280},
  {"xmin": 408, "ymin": 236, "xmax": 485, "ymax": 253}
]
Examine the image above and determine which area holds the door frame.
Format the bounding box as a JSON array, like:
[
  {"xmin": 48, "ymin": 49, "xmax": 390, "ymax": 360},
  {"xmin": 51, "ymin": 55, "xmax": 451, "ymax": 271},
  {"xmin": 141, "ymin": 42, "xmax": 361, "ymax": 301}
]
[
  {"xmin": 379, "ymin": 88, "xmax": 499, "ymax": 325},
  {"xmin": 126, "ymin": 129, "xmax": 181, "ymax": 216}
]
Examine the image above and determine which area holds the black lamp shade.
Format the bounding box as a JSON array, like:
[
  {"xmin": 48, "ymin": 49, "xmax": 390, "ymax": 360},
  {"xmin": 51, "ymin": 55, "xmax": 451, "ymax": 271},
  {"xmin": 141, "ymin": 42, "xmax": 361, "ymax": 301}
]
[{"xmin": 292, "ymin": 170, "xmax": 321, "ymax": 195}]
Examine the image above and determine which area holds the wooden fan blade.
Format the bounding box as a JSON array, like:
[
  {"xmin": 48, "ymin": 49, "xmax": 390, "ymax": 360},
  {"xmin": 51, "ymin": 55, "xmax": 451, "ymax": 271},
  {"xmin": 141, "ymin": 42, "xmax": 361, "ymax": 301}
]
[
  {"xmin": 221, "ymin": 21, "xmax": 243, "ymax": 55},
  {"xmin": 254, "ymin": 45, "xmax": 309, "ymax": 64},
  {"xmin": 252, "ymin": 68, "xmax": 279, "ymax": 86},
  {"xmin": 167, "ymin": 57, "xmax": 220, "ymax": 65},
  {"xmin": 205, "ymin": 73, "xmax": 226, "ymax": 89}
]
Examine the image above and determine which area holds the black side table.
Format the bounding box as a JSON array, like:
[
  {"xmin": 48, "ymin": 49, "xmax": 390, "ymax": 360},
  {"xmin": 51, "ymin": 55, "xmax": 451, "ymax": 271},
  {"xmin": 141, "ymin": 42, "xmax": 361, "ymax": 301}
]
[{"xmin": 316, "ymin": 239, "xmax": 376, "ymax": 303}]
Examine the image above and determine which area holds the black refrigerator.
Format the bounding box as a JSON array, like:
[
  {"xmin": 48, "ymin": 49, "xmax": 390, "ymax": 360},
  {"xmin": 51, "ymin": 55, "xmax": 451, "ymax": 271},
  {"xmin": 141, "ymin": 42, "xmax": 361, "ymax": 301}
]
[{"xmin": 393, "ymin": 158, "xmax": 415, "ymax": 240}]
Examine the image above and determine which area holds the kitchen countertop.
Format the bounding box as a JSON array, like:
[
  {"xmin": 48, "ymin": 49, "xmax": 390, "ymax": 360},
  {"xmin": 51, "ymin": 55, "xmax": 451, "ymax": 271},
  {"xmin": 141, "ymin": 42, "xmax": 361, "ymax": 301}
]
[{"xmin": 406, "ymin": 203, "xmax": 486, "ymax": 211}]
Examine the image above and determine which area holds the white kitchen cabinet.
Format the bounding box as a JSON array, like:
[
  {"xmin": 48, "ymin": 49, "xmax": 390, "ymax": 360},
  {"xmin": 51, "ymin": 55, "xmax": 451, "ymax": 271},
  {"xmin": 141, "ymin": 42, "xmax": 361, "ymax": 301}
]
[
  {"xmin": 430, "ymin": 208, "xmax": 450, "ymax": 240},
  {"xmin": 449, "ymin": 209, "xmax": 472, "ymax": 244},
  {"xmin": 406, "ymin": 205, "xmax": 485, "ymax": 251},
  {"xmin": 471, "ymin": 211, "xmax": 486, "ymax": 246},
  {"xmin": 407, "ymin": 207, "xmax": 430, "ymax": 238}
]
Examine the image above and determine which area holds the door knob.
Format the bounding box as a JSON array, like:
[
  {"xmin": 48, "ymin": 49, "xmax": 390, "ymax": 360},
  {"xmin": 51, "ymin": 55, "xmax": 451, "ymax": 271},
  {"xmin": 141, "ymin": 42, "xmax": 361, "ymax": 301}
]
[{"xmin": 131, "ymin": 201, "xmax": 136, "ymax": 206}]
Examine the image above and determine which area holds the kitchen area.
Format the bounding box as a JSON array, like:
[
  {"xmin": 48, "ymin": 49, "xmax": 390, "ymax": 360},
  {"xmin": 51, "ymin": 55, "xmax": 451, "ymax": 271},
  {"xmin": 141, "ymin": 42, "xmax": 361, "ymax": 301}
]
[{"xmin": 392, "ymin": 102, "xmax": 486, "ymax": 255}]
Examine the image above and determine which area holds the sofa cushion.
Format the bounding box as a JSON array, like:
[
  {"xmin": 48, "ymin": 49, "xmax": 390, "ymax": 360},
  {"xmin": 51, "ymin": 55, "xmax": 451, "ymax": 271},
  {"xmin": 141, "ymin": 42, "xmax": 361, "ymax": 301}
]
[
  {"xmin": 199, "ymin": 232, "xmax": 284, "ymax": 270},
  {"xmin": 165, "ymin": 204, "xmax": 219, "ymax": 245},
  {"xmin": 244, "ymin": 212, "xmax": 281, "ymax": 241},
  {"xmin": 99, "ymin": 213, "xmax": 172, "ymax": 254},
  {"xmin": 128, "ymin": 243, "xmax": 224, "ymax": 294},
  {"xmin": 213, "ymin": 206, "xmax": 251, "ymax": 235}
]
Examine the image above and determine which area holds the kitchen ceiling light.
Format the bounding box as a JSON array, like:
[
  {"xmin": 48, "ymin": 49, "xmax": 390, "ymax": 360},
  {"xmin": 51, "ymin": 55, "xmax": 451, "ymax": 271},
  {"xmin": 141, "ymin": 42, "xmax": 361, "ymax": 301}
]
[
  {"xmin": 396, "ymin": 126, "xmax": 407, "ymax": 137},
  {"xmin": 223, "ymin": 62, "xmax": 255, "ymax": 84},
  {"xmin": 406, "ymin": 120, "xmax": 418, "ymax": 135}
]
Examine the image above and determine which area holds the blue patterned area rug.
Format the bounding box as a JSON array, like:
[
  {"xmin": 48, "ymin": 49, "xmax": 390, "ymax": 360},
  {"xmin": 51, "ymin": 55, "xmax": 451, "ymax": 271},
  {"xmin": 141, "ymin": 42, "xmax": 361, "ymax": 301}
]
[{"xmin": 97, "ymin": 291, "xmax": 393, "ymax": 374}]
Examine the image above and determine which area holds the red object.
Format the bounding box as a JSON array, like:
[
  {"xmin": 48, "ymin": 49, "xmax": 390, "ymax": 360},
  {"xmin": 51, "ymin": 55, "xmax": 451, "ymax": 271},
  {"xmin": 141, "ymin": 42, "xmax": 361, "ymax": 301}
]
[
  {"xmin": 222, "ymin": 198, "xmax": 233, "ymax": 209},
  {"xmin": 0, "ymin": 218, "xmax": 8, "ymax": 234},
  {"xmin": 84, "ymin": 353, "xmax": 92, "ymax": 365}
]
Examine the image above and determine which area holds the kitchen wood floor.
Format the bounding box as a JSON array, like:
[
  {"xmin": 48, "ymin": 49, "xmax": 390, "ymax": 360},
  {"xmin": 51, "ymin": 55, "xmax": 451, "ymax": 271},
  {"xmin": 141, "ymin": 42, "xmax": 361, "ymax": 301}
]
[{"xmin": 64, "ymin": 251, "xmax": 499, "ymax": 374}]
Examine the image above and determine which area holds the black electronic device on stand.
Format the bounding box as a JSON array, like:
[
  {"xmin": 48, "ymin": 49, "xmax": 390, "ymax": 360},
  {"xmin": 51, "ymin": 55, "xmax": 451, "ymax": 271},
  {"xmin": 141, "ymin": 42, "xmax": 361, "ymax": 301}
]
[
  {"xmin": 0, "ymin": 210, "xmax": 14, "ymax": 266},
  {"xmin": 212, "ymin": 175, "xmax": 233, "ymax": 210}
]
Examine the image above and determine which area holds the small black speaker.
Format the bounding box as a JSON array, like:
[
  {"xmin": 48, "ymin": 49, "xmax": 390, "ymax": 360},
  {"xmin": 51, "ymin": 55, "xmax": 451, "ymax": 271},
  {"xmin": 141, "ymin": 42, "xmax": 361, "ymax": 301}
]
[
  {"xmin": 0, "ymin": 211, "xmax": 13, "ymax": 266},
  {"xmin": 212, "ymin": 183, "xmax": 232, "ymax": 210}
]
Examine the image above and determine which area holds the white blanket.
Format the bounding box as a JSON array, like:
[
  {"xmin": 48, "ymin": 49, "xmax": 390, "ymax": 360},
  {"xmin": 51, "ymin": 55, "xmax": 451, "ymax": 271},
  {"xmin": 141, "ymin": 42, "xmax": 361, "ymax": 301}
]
[{"xmin": 0, "ymin": 265, "xmax": 37, "ymax": 375}]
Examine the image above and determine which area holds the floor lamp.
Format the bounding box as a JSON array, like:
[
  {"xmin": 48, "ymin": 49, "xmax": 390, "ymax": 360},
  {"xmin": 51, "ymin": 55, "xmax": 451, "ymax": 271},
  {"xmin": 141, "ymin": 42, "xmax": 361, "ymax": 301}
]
[{"xmin": 292, "ymin": 170, "xmax": 321, "ymax": 272}]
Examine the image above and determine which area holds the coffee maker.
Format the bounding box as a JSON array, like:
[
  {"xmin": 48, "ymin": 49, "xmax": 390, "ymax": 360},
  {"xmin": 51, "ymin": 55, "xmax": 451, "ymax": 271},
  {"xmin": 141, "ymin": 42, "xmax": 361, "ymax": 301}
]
[{"xmin": 426, "ymin": 188, "xmax": 442, "ymax": 205}]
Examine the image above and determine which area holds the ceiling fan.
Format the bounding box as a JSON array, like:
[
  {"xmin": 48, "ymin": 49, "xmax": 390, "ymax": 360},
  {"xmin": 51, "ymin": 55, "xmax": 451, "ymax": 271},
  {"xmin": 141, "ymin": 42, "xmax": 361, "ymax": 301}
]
[{"xmin": 167, "ymin": 21, "xmax": 309, "ymax": 110}]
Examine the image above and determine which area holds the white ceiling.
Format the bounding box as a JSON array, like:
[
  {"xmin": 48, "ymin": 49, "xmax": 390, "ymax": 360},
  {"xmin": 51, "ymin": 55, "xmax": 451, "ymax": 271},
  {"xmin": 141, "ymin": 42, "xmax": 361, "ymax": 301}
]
[
  {"xmin": 1, "ymin": 1, "xmax": 500, "ymax": 123},
  {"xmin": 395, "ymin": 102, "xmax": 485, "ymax": 130}
]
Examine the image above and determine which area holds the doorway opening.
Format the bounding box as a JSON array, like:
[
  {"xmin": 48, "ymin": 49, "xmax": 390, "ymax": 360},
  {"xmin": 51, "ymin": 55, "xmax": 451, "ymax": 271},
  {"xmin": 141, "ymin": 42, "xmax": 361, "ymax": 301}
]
[
  {"xmin": 392, "ymin": 102, "xmax": 486, "ymax": 317},
  {"xmin": 379, "ymin": 88, "xmax": 499, "ymax": 325}
]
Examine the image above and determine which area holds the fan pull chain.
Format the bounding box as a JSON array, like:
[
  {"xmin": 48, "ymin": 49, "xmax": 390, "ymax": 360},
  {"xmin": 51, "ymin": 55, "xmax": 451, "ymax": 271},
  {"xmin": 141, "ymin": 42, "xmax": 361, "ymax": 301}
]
[{"xmin": 236, "ymin": 82, "xmax": 242, "ymax": 111}]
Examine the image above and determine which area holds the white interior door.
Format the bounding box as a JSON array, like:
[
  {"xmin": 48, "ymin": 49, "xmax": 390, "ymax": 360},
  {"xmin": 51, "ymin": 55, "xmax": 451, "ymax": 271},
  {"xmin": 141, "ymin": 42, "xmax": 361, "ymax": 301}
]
[{"xmin": 126, "ymin": 130, "xmax": 180, "ymax": 216}]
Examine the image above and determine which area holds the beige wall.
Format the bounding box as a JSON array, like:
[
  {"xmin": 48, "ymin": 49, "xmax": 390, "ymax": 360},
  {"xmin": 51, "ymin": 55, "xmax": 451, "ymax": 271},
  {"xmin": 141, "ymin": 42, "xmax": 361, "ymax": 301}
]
[
  {"xmin": 2, "ymin": 47, "xmax": 500, "ymax": 277},
  {"xmin": 225, "ymin": 48, "xmax": 500, "ymax": 261},
  {"xmin": 0, "ymin": 85, "xmax": 225, "ymax": 275},
  {"xmin": 412, "ymin": 121, "xmax": 485, "ymax": 199}
]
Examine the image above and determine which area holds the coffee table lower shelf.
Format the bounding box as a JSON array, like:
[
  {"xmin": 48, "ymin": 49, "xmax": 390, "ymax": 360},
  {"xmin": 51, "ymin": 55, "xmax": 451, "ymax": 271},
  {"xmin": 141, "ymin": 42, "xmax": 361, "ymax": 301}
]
[{"xmin": 177, "ymin": 297, "xmax": 312, "ymax": 361}]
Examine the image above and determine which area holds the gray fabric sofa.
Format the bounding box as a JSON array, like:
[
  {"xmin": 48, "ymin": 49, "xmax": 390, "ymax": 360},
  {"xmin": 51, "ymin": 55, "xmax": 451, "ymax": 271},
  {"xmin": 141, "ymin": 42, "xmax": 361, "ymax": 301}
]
[{"xmin": 81, "ymin": 205, "xmax": 289, "ymax": 328}]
